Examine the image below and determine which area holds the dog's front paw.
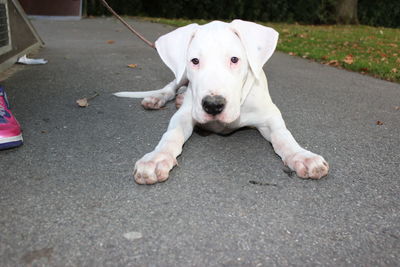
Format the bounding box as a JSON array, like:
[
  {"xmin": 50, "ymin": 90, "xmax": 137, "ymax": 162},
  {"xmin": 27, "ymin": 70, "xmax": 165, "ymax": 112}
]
[
  {"xmin": 141, "ymin": 96, "xmax": 166, "ymax": 109},
  {"xmin": 285, "ymin": 150, "xmax": 329, "ymax": 179},
  {"xmin": 134, "ymin": 151, "xmax": 177, "ymax": 184}
]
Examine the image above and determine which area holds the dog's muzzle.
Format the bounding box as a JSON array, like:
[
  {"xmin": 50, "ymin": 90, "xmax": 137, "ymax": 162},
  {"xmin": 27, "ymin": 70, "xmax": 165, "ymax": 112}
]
[{"xmin": 202, "ymin": 95, "xmax": 226, "ymax": 115}]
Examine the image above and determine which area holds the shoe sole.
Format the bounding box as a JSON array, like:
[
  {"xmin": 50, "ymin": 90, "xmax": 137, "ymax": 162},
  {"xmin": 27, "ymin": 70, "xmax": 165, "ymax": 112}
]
[{"xmin": 0, "ymin": 134, "xmax": 23, "ymax": 150}]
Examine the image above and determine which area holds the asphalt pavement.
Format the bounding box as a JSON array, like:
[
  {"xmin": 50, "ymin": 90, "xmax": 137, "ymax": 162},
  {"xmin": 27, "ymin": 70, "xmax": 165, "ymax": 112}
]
[{"xmin": 1, "ymin": 18, "xmax": 399, "ymax": 266}]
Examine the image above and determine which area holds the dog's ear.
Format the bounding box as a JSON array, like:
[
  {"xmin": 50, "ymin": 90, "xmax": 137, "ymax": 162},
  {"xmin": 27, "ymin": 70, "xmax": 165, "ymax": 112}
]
[
  {"xmin": 155, "ymin": 23, "xmax": 199, "ymax": 83},
  {"xmin": 231, "ymin": 20, "xmax": 279, "ymax": 80}
]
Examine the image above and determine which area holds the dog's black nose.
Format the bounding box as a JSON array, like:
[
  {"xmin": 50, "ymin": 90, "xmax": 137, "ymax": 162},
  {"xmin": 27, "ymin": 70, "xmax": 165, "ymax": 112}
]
[{"xmin": 202, "ymin": 95, "xmax": 226, "ymax": 115}]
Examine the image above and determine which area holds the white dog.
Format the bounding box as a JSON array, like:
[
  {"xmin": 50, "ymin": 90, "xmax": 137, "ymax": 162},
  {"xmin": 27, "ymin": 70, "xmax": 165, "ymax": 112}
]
[{"xmin": 115, "ymin": 20, "xmax": 329, "ymax": 184}]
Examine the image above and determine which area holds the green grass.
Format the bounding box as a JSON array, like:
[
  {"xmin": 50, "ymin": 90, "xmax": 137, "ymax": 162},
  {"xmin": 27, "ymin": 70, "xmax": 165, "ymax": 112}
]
[{"xmin": 140, "ymin": 17, "xmax": 400, "ymax": 83}]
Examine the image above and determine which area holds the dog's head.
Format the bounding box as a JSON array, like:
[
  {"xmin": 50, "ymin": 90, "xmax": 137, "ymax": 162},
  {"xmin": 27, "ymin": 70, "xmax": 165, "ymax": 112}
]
[{"xmin": 155, "ymin": 20, "xmax": 278, "ymax": 124}]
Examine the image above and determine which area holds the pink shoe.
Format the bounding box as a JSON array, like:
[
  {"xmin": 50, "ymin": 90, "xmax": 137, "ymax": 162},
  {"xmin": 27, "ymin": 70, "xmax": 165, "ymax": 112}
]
[{"xmin": 0, "ymin": 86, "xmax": 23, "ymax": 150}]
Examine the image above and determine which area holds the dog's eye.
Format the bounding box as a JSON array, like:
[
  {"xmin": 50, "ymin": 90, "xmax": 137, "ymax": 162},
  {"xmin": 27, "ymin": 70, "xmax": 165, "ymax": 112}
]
[
  {"xmin": 191, "ymin": 58, "xmax": 200, "ymax": 65},
  {"xmin": 231, "ymin": 57, "xmax": 239, "ymax": 64}
]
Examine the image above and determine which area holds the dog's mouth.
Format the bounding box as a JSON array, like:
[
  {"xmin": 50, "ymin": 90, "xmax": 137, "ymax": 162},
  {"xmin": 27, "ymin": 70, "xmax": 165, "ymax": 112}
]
[
  {"xmin": 200, "ymin": 111, "xmax": 238, "ymax": 125},
  {"xmin": 203, "ymin": 113, "xmax": 222, "ymax": 123}
]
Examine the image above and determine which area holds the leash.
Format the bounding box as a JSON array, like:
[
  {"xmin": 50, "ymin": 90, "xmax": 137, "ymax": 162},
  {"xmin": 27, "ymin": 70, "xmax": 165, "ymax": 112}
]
[{"xmin": 99, "ymin": 0, "xmax": 156, "ymax": 49}]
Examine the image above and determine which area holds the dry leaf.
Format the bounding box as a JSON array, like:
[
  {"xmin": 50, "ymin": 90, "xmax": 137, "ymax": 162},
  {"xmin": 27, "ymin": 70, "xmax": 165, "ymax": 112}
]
[
  {"xmin": 321, "ymin": 55, "xmax": 329, "ymax": 60},
  {"xmin": 76, "ymin": 98, "xmax": 89, "ymax": 107},
  {"xmin": 391, "ymin": 68, "xmax": 398, "ymax": 73},
  {"xmin": 128, "ymin": 64, "xmax": 138, "ymax": 68},
  {"xmin": 360, "ymin": 67, "xmax": 369, "ymax": 72},
  {"xmin": 328, "ymin": 60, "xmax": 340, "ymax": 67},
  {"xmin": 76, "ymin": 92, "xmax": 99, "ymax": 108},
  {"xmin": 388, "ymin": 43, "xmax": 398, "ymax": 48},
  {"xmin": 376, "ymin": 120, "xmax": 384, "ymax": 125},
  {"xmin": 394, "ymin": 106, "xmax": 400, "ymax": 111},
  {"xmin": 288, "ymin": 52, "xmax": 296, "ymax": 56},
  {"xmin": 343, "ymin": 55, "xmax": 354, "ymax": 64},
  {"xmin": 106, "ymin": 40, "xmax": 115, "ymax": 44}
]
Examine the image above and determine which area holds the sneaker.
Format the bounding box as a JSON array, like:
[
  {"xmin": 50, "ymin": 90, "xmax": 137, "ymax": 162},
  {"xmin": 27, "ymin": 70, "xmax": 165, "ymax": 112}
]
[{"xmin": 0, "ymin": 86, "xmax": 23, "ymax": 150}]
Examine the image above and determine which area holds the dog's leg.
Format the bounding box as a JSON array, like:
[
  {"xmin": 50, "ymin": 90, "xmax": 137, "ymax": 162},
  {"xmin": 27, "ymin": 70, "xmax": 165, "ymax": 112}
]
[
  {"xmin": 134, "ymin": 90, "xmax": 194, "ymax": 184},
  {"xmin": 141, "ymin": 79, "xmax": 179, "ymax": 109},
  {"xmin": 258, "ymin": 113, "xmax": 329, "ymax": 179},
  {"xmin": 175, "ymin": 86, "xmax": 187, "ymax": 109}
]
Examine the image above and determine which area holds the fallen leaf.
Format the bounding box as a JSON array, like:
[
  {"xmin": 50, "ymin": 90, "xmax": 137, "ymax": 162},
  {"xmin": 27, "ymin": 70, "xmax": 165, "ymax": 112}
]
[
  {"xmin": 328, "ymin": 60, "xmax": 340, "ymax": 66},
  {"xmin": 343, "ymin": 55, "xmax": 354, "ymax": 64},
  {"xmin": 394, "ymin": 106, "xmax": 400, "ymax": 111},
  {"xmin": 106, "ymin": 40, "xmax": 115, "ymax": 44},
  {"xmin": 376, "ymin": 120, "xmax": 384, "ymax": 125},
  {"xmin": 321, "ymin": 55, "xmax": 329, "ymax": 60},
  {"xmin": 391, "ymin": 68, "xmax": 397, "ymax": 73},
  {"xmin": 360, "ymin": 67, "xmax": 369, "ymax": 72},
  {"xmin": 76, "ymin": 98, "xmax": 89, "ymax": 107},
  {"xmin": 288, "ymin": 52, "xmax": 296, "ymax": 56},
  {"xmin": 76, "ymin": 92, "xmax": 99, "ymax": 108},
  {"xmin": 388, "ymin": 43, "xmax": 398, "ymax": 48},
  {"xmin": 128, "ymin": 64, "xmax": 138, "ymax": 68}
]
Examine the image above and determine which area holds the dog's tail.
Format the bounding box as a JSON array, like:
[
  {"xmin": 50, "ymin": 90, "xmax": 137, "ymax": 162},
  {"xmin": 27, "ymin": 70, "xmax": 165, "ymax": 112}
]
[{"xmin": 113, "ymin": 89, "xmax": 165, "ymax": 98}]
